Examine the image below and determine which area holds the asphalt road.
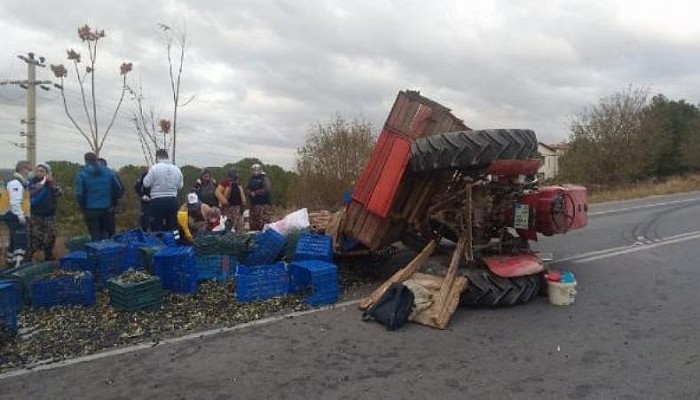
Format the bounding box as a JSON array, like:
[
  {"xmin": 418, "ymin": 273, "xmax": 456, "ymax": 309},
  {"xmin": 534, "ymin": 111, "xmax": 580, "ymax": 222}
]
[{"xmin": 2, "ymin": 192, "xmax": 700, "ymax": 399}]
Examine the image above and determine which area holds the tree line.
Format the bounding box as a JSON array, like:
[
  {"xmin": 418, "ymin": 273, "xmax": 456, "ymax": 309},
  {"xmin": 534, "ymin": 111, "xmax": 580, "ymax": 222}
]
[
  {"xmin": 559, "ymin": 87, "xmax": 700, "ymax": 185},
  {"xmin": 47, "ymin": 115, "xmax": 375, "ymax": 236}
]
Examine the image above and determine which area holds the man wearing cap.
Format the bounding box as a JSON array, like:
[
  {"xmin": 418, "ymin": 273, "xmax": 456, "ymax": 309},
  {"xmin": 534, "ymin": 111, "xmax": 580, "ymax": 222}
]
[
  {"xmin": 246, "ymin": 163, "xmax": 272, "ymax": 231},
  {"xmin": 76, "ymin": 152, "xmax": 123, "ymax": 241},
  {"xmin": 3, "ymin": 160, "xmax": 32, "ymax": 267},
  {"xmin": 215, "ymin": 168, "xmax": 246, "ymax": 232},
  {"xmin": 143, "ymin": 149, "xmax": 184, "ymax": 232}
]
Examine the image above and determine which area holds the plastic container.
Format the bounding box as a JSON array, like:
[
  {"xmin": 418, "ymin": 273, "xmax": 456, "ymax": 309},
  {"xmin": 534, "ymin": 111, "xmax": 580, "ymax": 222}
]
[
  {"xmin": 548, "ymin": 280, "xmax": 577, "ymax": 306},
  {"xmin": 234, "ymin": 262, "xmax": 289, "ymax": 303},
  {"xmin": 32, "ymin": 272, "xmax": 96, "ymax": 308}
]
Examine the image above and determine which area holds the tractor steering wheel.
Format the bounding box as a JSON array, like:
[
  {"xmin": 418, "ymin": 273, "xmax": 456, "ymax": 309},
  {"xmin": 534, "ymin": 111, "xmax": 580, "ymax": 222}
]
[{"xmin": 551, "ymin": 193, "xmax": 576, "ymax": 233}]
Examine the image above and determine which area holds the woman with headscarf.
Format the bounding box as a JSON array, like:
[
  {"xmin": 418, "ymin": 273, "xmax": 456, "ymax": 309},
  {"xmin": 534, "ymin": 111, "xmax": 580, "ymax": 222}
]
[
  {"xmin": 192, "ymin": 168, "xmax": 218, "ymax": 207},
  {"xmin": 28, "ymin": 162, "xmax": 62, "ymax": 261},
  {"xmin": 215, "ymin": 167, "xmax": 247, "ymax": 232}
]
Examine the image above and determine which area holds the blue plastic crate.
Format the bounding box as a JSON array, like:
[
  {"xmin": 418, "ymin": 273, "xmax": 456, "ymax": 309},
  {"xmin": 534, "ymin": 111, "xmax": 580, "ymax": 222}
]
[
  {"xmin": 60, "ymin": 251, "xmax": 89, "ymax": 271},
  {"xmin": 246, "ymin": 229, "xmax": 286, "ymax": 266},
  {"xmin": 294, "ymin": 233, "xmax": 333, "ymax": 262},
  {"xmin": 289, "ymin": 260, "xmax": 338, "ymax": 307},
  {"xmin": 112, "ymin": 228, "xmax": 145, "ymax": 244},
  {"xmin": 152, "ymin": 231, "xmax": 178, "ymax": 247},
  {"xmin": 195, "ymin": 255, "xmax": 232, "ymax": 281},
  {"xmin": 31, "ymin": 272, "xmax": 96, "ymax": 308},
  {"xmin": 234, "ymin": 262, "xmax": 289, "ymax": 303},
  {"xmin": 0, "ymin": 280, "xmax": 21, "ymax": 333},
  {"xmin": 84, "ymin": 241, "xmax": 126, "ymax": 285},
  {"xmin": 153, "ymin": 247, "xmax": 198, "ymax": 294}
]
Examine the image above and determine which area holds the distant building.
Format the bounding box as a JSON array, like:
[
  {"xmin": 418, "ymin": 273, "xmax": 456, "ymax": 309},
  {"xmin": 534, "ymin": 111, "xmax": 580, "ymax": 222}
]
[{"xmin": 537, "ymin": 142, "xmax": 568, "ymax": 180}]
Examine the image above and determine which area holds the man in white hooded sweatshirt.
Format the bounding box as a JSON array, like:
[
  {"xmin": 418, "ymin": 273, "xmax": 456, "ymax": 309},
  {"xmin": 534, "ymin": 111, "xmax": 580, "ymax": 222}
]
[{"xmin": 143, "ymin": 149, "xmax": 183, "ymax": 232}]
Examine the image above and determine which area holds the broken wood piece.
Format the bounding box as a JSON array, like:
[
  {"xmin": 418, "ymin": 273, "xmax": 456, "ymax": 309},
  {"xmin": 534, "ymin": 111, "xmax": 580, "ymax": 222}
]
[
  {"xmin": 432, "ymin": 235, "xmax": 467, "ymax": 323},
  {"xmin": 358, "ymin": 240, "xmax": 436, "ymax": 310}
]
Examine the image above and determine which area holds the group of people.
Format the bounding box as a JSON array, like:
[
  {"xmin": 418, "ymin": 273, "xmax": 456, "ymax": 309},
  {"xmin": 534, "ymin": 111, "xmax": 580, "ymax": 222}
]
[
  {"xmin": 2, "ymin": 148, "xmax": 274, "ymax": 268},
  {"xmin": 2, "ymin": 160, "xmax": 63, "ymax": 267}
]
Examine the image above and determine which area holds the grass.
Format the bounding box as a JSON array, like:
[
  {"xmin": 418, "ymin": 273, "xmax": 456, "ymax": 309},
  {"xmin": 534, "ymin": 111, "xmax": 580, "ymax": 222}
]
[{"xmin": 586, "ymin": 173, "xmax": 700, "ymax": 203}]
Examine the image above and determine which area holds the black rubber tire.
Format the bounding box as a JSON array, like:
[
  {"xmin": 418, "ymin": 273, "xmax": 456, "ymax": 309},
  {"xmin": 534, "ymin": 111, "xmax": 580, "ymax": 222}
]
[
  {"xmin": 461, "ymin": 269, "xmax": 542, "ymax": 307},
  {"xmin": 409, "ymin": 129, "xmax": 539, "ymax": 173}
]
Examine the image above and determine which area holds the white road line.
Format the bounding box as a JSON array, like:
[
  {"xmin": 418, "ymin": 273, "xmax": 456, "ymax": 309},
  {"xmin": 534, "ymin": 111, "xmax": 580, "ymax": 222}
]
[
  {"xmin": 551, "ymin": 230, "xmax": 700, "ymax": 264},
  {"xmin": 589, "ymin": 197, "xmax": 700, "ymax": 216},
  {"xmin": 0, "ymin": 299, "xmax": 362, "ymax": 380}
]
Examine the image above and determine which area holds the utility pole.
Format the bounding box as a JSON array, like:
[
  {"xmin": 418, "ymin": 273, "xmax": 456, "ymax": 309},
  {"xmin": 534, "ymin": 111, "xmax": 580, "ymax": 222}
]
[{"xmin": 16, "ymin": 52, "xmax": 47, "ymax": 166}]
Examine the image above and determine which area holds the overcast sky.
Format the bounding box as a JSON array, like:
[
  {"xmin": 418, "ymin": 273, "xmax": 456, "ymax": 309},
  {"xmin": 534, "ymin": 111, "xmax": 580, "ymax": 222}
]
[{"xmin": 1, "ymin": 0, "xmax": 699, "ymax": 171}]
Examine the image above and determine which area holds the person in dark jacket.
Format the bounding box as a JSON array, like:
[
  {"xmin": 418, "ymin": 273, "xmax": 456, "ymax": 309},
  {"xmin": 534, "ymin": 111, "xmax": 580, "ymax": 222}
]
[
  {"xmin": 98, "ymin": 158, "xmax": 124, "ymax": 238},
  {"xmin": 192, "ymin": 168, "xmax": 218, "ymax": 207},
  {"xmin": 27, "ymin": 162, "xmax": 62, "ymax": 261},
  {"xmin": 133, "ymin": 167, "xmax": 151, "ymax": 231},
  {"xmin": 76, "ymin": 152, "xmax": 123, "ymax": 241},
  {"xmin": 246, "ymin": 163, "xmax": 272, "ymax": 231}
]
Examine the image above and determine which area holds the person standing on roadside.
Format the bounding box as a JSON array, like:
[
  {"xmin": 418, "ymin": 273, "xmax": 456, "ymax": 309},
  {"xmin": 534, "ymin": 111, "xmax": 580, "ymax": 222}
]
[
  {"xmin": 2, "ymin": 160, "xmax": 32, "ymax": 267},
  {"xmin": 76, "ymin": 152, "xmax": 122, "ymax": 241},
  {"xmin": 215, "ymin": 167, "xmax": 246, "ymax": 232},
  {"xmin": 98, "ymin": 158, "xmax": 124, "ymax": 238},
  {"xmin": 192, "ymin": 168, "xmax": 218, "ymax": 207},
  {"xmin": 27, "ymin": 162, "xmax": 62, "ymax": 261},
  {"xmin": 143, "ymin": 149, "xmax": 183, "ymax": 232},
  {"xmin": 134, "ymin": 167, "xmax": 152, "ymax": 231},
  {"xmin": 246, "ymin": 163, "xmax": 272, "ymax": 231}
]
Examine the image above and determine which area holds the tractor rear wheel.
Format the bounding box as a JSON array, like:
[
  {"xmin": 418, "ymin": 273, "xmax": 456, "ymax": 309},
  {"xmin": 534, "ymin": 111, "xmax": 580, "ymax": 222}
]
[
  {"xmin": 409, "ymin": 129, "xmax": 539, "ymax": 173},
  {"xmin": 461, "ymin": 268, "xmax": 542, "ymax": 307}
]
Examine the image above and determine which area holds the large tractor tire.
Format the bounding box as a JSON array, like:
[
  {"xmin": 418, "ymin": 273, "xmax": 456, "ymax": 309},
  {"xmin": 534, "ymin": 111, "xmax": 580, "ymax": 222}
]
[
  {"xmin": 461, "ymin": 268, "xmax": 542, "ymax": 307},
  {"xmin": 409, "ymin": 129, "xmax": 539, "ymax": 173}
]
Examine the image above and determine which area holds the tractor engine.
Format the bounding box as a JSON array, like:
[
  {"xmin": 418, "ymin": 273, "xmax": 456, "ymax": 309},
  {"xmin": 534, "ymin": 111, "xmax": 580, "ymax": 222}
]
[{"xmin": 431, "ymin": 166, "xmax": 588, "ymax": 257}]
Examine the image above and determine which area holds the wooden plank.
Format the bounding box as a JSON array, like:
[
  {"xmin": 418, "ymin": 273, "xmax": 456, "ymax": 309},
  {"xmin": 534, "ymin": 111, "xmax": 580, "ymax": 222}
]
[
  {"xmin": 385, "ymin": 93, "xmax": 409, "ymax": 130},
  {"xmin": 433, "ymin": 276, "xmax": 468, "ymax": 329},
  {"xmin": 366, "ymin": 135, "xmax": 411, "ymax": 218},
  {"xmin": 433, "ymin": 236, "xmax": 467, "ymax": 324},
  {"xmin": 395, "ymin": 101, "xmax": 420, "ymax": 135},
  {"xmin": 352, "ymin": 130, "xmax": 391, "ymax": 205},
  {"xmin": 358, "ymin": 240, "xmax": 437, "ymax": 310},
  {"xmin": 407, "ymin": 104, "xmax": 433, "ymax": 139}
]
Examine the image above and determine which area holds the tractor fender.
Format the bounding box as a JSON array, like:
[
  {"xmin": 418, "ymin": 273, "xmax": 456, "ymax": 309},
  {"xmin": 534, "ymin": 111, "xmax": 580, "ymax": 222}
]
[{"xmin": 481, "ymin": 254, "xmax": 545, "ymax": 278}]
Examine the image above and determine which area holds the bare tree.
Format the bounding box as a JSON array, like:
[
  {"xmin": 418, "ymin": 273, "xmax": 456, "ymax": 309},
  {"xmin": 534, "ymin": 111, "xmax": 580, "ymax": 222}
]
[
  {"xmin": 50, "ymin": 24, "xmax": 132, "ymax": 156},
  {"xmin": 127, "ymin": 81, "xmax": 172, "ymax": 165},
  {"xmin": 158, "ymin": 23, "xmax": 195, "ymax": 164}
]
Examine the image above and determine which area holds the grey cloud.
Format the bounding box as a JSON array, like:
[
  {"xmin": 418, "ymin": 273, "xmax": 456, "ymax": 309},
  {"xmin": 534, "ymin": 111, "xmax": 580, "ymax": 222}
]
[{"xmin": 2, "ymin": 0, "xmax": 699, "ymax": 171}]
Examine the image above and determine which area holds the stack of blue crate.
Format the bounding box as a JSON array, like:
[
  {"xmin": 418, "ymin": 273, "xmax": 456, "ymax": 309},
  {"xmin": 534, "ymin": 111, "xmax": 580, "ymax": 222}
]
[
  {"xmin": 84, "ymin": 241, "xmax": 126, "ymax": 286},
  {"xmin": 234, "ymin": 262, "xmax": 289, "ymax": 303},
  {"xmin": 289, "ymin": 260, "xmax": 338, "ymax": 306},
  {"xmin": 0, "ymin": 280, "xmax": 20, "ymax": 334},
  {"xmin": 195, "ymin": 255, "xmax": 232, "ymax": 281},
  {"xmin": 31, "ymin": 272, "xmax": 96, "ymax": 308},
  {"xmin": 245, "ymin": 229, "xmax": 286, "ymax": 266},
  {"xmin": 112, "ymin": 229, "xmax": 146, "ymax": 270},
  {"xmin": 60, "ymin": 251, "xmax": 89, "ymax": 272},
  {"xmin": 293, "ymin": 233, "xmax": 333, "ymax": 262},
  {"xmin": 153, "ymin": 246, "xmax": 198, "ymax": 294}
]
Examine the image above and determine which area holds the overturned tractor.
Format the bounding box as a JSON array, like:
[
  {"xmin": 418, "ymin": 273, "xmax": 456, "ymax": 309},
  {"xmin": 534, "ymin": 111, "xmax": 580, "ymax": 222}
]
[{"xmin": 330, "ymin": 91, "xmax": 587, "ymax": 327}]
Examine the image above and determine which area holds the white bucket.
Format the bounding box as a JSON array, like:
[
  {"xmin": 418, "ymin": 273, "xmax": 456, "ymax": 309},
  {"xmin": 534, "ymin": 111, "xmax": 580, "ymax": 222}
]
[{"xmin": 547, "ymin": 280, "xmax": 577, "ymax": 306}]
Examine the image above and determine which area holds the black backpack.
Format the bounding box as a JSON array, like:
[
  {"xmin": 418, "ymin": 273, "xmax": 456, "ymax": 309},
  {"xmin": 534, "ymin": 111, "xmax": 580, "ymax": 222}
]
[{"xmin": 362, "ymin": 283, "xmax": 415, "ymax": 331}]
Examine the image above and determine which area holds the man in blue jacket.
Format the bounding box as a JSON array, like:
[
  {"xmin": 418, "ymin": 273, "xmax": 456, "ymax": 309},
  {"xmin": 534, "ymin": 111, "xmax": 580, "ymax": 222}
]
[{"xmin": 75, "ymin": 152, "xmax": 123, "ymax": 241}]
